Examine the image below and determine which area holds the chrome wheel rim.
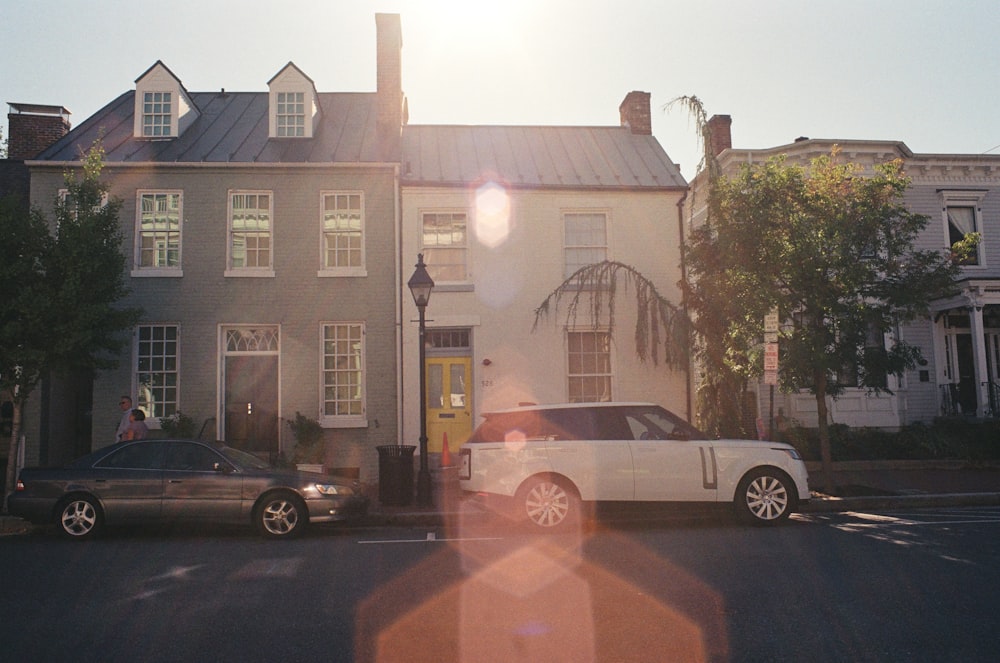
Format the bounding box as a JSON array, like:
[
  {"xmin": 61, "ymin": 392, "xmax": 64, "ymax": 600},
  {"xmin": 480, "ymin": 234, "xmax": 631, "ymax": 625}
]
[
  {"xmin": 525, "ymin": 481, "xmax": 570, "ymax": 528},
  {"xmin": 61, "ymin": 500, "xmax": 97, "ymax": 536},
  {"xmin": 745, "ymin": 475, "xmax": 789, "ymax": 521},
  {"xmin": 262, "ymin": 499, "xmax": 300, "ymax": 535}
]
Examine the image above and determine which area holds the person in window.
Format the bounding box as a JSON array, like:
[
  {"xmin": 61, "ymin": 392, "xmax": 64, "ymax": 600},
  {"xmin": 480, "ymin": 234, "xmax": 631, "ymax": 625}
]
[
  {"xmin": 116, "ymin": 396, "xmax": 134, "ymax": 442},
  {"xmin": 123, "ymin": 409, "xmax": 149, "ymax": 441}
]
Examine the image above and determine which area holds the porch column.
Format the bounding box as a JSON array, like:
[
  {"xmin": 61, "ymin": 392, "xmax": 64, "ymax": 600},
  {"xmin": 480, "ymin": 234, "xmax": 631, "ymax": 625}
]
[{"xmin": 970, "ymin": 306, "xmax": 990, "ymax": 417}]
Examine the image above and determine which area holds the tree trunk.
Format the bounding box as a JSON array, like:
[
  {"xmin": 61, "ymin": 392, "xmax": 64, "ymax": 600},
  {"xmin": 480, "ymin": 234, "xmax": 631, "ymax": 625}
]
[
  {"xmin": 3, "ymin": 399, "xmax": 24, "ymax": 513},
  {"xmin": 814, "ymin": 371, "xmax": 835, "ymax": 494}
]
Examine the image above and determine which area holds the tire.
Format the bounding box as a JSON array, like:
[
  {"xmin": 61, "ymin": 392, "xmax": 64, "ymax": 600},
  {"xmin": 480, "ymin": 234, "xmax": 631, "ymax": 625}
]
[
  {"xmin": 255, "ymin": 492, "xmax": 308, "ymax": 539},
  {"xmin": 56, "ymin": 495, "xmax": 103, "ymax": 539},
  {"xmin": 519, "ymin": 476, "xmax": 580, "ymax": 530},
  {"xmin": 735, "ymin": 468, "xmax": 795, "ymax": 525}
]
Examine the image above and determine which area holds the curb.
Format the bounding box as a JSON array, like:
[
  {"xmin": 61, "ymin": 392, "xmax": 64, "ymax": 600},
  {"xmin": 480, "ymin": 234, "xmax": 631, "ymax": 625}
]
[{"xmin": 803, "ymin": 492, "xmax": 1000, "ymax": 513}]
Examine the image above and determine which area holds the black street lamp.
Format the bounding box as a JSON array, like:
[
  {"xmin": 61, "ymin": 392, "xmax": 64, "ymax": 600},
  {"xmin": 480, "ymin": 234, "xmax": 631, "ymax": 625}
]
[{"xmin": 407, "ymin": 253, "xmax": 435, "ymax": 506}]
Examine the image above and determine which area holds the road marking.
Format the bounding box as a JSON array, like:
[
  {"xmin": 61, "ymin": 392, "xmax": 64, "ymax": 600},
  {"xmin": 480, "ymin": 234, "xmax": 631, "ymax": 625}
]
[{"xmin": 358, "ymin": 533, "xmax": 503, "ymax": 544}]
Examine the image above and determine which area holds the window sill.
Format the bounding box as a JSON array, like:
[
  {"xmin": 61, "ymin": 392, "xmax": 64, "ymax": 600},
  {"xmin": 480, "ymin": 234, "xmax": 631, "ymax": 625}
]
[
  {"xmin": 224, "ymin": 269, "xmax": 276, "ymax": 278},
  {"xmin": 321, "ymin": 416, "xmax": 368, "ymax": 429},
  {"xmin": 318, "ymin": 268, "xmax": 368, "ymax": 278},
  {"xmin": 433, "ymin": 283, "xmax": 475, "ymax": 293},
  {"xmin": 131, "ymin": 269, "xmax": 183, "ymax": 278}
]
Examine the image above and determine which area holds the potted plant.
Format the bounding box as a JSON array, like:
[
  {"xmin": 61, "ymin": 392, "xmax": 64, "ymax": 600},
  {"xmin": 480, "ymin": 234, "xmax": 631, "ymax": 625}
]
[
  {"xmin": 288, "ymin": 411, "xmax": 325, "ymax": 473},
  {"xmin": 159, "ymin": 411, "xmax": 197, "ymax": 438}
]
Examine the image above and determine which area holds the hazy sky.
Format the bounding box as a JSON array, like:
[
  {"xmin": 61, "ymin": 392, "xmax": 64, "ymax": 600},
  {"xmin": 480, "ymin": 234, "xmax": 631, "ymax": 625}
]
[{"xmin": 4, "ymin": 0, "xmax": 998, "ymax": 180}]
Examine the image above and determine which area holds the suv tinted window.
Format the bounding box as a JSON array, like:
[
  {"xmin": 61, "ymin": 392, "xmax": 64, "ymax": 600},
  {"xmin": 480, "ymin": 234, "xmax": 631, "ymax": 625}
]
[
  {"xmin": 623, "ymin": 406, "xmax": 704, "ymax": 440},
  {"xmin": 468, "ymin": 408, "xmax": 597, "ymax": 442}
]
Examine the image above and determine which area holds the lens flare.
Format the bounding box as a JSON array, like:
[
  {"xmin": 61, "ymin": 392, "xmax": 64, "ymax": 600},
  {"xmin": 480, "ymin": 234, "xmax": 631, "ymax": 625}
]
[{"xmin": 474, "ymin": 181, "xmax": 511, "ymax": 249}]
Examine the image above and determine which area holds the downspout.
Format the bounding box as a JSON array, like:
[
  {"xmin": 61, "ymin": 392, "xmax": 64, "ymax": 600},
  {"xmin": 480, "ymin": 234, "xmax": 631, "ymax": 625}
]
[
  {"xmin": 394, "ymin": 163, "xmax": 405, "ymax": 446},
  {"xmin": 676, "ymin": 190, "xmax": 693, "ymax": 423}
]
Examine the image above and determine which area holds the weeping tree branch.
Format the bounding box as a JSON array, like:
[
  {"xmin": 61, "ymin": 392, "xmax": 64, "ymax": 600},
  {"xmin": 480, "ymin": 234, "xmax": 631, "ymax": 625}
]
[{"xmin": 533, "ymin": 260, "xmax": 691, "ymax": 369}]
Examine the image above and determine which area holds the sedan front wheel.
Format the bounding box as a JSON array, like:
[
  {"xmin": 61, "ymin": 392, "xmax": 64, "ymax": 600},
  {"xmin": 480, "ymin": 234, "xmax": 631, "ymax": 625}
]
[
  {"xmin": 735, "ymin": 468, "xmax": 794, "ymax": 525},
  {"xmin": 255, "ymin": 492, "xmax": 308, "ymax": 538}
]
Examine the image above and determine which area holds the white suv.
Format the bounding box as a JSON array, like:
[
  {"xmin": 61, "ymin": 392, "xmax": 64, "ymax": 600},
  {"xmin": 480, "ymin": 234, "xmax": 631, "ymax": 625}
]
[{"xmin": 458, "ymin": 402, "xmax": 810, "ymax": 528}]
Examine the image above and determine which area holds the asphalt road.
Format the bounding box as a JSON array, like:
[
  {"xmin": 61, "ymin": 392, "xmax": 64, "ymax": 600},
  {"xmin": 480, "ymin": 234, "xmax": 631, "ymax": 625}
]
[{"xmin": 1, "ymin": 506, "xmax": 998, "ymax": 662}]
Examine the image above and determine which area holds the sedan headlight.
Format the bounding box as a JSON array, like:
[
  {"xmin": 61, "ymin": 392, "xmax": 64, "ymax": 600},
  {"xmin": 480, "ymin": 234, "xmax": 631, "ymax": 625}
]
[
  {"xmin": 773, "ymin": 447, "xmax": 803, "ymax": 460},
  {"xmin": 314, "ymin": 483, "xmax": 354, "ymax": 496}
]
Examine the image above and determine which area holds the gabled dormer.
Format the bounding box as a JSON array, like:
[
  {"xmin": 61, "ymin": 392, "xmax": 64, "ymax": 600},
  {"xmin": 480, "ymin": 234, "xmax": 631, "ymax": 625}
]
[
  {"xmin": 133, "ymin": 61, "xmax": 199, "ymax": 139},
  {"xmin": 267, "ymin": 62, "xmax": 320, "ymax": 138}
]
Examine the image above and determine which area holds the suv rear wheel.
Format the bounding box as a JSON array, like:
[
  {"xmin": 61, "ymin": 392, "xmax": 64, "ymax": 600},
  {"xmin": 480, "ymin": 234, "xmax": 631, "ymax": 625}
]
[{"xmin": 519, "ymin": 476, "xmax": 579, "ymax": 530}]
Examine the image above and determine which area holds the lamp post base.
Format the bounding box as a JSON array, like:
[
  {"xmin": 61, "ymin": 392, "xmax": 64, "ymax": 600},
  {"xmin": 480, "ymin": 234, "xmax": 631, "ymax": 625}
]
[{"xmin": 416, "ymin": 468, "xmax": 433, "ymax": 506}]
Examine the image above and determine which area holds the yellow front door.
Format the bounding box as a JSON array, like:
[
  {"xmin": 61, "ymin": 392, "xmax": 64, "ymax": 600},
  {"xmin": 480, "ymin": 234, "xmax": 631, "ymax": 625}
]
[{"xmin": 426, "ymin": 357, "xmax": 473, "ymax": 453}]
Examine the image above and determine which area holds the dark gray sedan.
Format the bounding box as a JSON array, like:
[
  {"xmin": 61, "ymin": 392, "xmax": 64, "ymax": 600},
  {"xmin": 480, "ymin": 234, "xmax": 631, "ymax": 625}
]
[{"xmin": 9, "ymin": 439, "xmax": 368, "ymax": 539}]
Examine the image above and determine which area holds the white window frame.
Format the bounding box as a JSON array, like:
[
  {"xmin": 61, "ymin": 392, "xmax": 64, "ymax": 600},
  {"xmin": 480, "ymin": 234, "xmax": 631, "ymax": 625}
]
[
  {"xmin": 275, "ymin": 91, "xmax": 305, "ymax": 137},
  {"xmin": 226, "ymin": 190, "xmax": 275, "ymax": 277},
  {"xmin": 141, "ymin": 91, "xmax": 173, "ymax": 137},
  {"xmin": 566, "ymin": 329, "xmax": 614, "ymax": 403},
  {"xmin": 135, "ymin": 324, "xmax": 180, "ymax": 425},
  {"xmin": 318, "ymin": 191, "xmax": 366, "ymax": 276},
  {"xmin": 133, "ymin": 190, "xmax": 183, "ymax": 277},
  {"xmin": 420, "ymin": 210, "xmax": 469, "ymax": 283},
  {"xmin": 320, "ymin": 322, "xmax": 367, "ymax": 428},
  {"xmin": 563, "ymin": 210, "xmax": 609, "ymax": 278},
  {"xmin": 940, "ymin": 190, "xmax": 987, "ymax": 268}
]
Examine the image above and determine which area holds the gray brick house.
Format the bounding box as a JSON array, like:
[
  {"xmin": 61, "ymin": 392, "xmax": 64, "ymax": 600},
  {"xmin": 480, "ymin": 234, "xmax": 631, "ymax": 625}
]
[{"xmin": 22, "ymin": 15, "xmax": 406, "ymax": 481}]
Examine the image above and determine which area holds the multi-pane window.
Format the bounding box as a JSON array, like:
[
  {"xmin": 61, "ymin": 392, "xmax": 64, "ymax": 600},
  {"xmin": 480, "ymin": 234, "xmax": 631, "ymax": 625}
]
[
  {"xmin": 564, "ymin": 212, "xmax": 608, "ymax": 278},
  {"xmin": 322, "ymin": 193, "xmax": 363, "ymax": 269},
  {"xmin": 947, "ymin": 205, "xmax": 979, "ymax": 265},
  {"xmin": 276, "ymin": 92, "xmax": 305, "ymax": 137},
  {"xmin": 421, "ymin": 212, "xmax": 468, "ymax": 281},
  {"xmin": 567, "ymin": 331, "xmax": 612, "ymax": 403},
  {"xmin": 230, "ymin": 192, "xmax": 272, "ymax": 270},
  {"xmin": 322, "ymin": 323, "xmax": 365, "ymax": 418},
  {"xmin": 142, "ymin": 92, "xmax": 172, "ymax": 137},
  {"xmin": 137, "ymin": 192, "xmax": 181, "ymax": 269},
  {"xmin": 137, "ymin": 325, "xmax": 178, "ymax": 419}
]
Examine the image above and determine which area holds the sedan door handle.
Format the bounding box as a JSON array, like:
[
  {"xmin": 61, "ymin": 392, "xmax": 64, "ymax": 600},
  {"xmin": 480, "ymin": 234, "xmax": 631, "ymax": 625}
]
[{"xmin": 169, "ymin": 479, "xmax": 184, "ymax": 484}]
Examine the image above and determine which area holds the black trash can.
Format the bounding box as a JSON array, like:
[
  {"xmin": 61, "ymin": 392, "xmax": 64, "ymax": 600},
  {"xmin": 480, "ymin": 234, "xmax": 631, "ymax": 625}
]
[{"xmin": 376, "ymin": 445, "xmax": 415, "ymax": 506}]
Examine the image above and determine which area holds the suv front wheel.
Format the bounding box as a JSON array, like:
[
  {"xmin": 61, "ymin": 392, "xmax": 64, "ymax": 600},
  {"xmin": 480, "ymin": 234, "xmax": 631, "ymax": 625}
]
[{"xmin": 735, "ymin": 467, "xmax": 795, "ymax": 525}]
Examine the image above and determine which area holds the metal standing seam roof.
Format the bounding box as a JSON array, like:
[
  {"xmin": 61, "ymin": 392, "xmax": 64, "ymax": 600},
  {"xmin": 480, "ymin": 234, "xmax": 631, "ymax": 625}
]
[
  {"xmin": 35, "ymin": 91, "xmax": 384, "ymax": 165},
  {"xmin": 401, "ymin": 124, "xmax": 687, "ymax": 190},
  {"xmin": 33, "ymin": 90, "xmax": 688, "ymax": 191}
]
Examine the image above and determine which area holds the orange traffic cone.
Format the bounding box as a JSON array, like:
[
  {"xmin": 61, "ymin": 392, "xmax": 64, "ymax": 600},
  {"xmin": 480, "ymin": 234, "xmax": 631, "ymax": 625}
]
[{"xmin": 441, "ymin": 432, "xmax": 452, "ymax": 468}]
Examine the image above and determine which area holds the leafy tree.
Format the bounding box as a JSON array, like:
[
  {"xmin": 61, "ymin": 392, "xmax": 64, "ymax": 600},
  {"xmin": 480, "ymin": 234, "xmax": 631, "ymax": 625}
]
[
  {"xmin": 686, "ymin": 151, "xmax": 964, "ymax": 489},
  {"xmin": 2, "ymin": 142, "xmax": 140, "ymax": 511}
]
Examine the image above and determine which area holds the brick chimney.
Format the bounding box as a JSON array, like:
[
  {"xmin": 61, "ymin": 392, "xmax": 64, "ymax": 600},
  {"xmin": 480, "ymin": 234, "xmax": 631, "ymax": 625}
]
[
  {"xmin": 619, "ymin": 91, "xmax": 652, "ymax": 135},
  {"xmin": 7, "ymin": 103, "xmax": 71, "ymax": 159},
  {"xmin": 376, "ymin": 13, "xmax": 404, "ymax": 160},
  {"xmin": 707, "ymin": 114, "xmax": 732, "ymax": 156}
]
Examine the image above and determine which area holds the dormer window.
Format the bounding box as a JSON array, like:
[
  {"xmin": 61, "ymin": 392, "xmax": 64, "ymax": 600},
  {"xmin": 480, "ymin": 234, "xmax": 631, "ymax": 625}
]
[
  {"xmin": 133, "ymin": 61, "xmax": 199, "ymax": 139},
  {"xmin": 267, "ymin": 62, "xmax": 320, "ymax": 139},
  {"xmin": 276, "ymin": 92, "xmax": 305, "ymax": 137},
  {"xmin": 142, "ymin": 92, "xmax": 172, "ymax": 137}
]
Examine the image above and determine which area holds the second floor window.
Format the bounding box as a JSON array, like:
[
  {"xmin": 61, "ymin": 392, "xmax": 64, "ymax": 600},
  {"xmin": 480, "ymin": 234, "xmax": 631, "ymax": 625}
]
[
  {"xmin": 947, "ymin": 205, "xmax": 979, "ymax": 266},
  {"xmin": 322, "ymin": 193, "xmax": 364, "ymax": 270},
  {"xmin": 142, "ymin": 92, "xmax": 172, "ymax": 137},
  {"xmin": 276, "ymin": 92, "xmax": 305, "ymax": 137},
  {"xmin": 421, "ymin": 212, "xmax": 468, "ymax": 282},
  {"xmin": 137, "ymin": 192, "xmax": 181, "ymax": 270},
  {"xmin": 564, "ymin": 212, "xmax": 608, "ymax": 278},
  {"xmin": 229, "ymin": 192, "xmax": 272, "ymax": 272}
]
